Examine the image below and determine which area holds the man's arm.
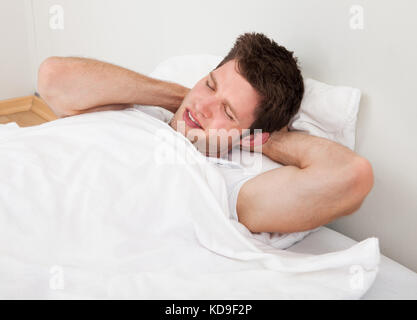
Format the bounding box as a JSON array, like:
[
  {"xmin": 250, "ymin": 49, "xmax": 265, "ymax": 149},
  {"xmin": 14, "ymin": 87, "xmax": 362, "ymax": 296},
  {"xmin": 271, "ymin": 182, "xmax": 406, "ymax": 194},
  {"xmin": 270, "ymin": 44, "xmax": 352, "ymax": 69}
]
[
  {"xmin": 237, "ymin": 128, "xmax": 374, "ymax": 233},
  {"xmin": 37, "ymin": 57, "xmax": 189, "ymax": 117}
]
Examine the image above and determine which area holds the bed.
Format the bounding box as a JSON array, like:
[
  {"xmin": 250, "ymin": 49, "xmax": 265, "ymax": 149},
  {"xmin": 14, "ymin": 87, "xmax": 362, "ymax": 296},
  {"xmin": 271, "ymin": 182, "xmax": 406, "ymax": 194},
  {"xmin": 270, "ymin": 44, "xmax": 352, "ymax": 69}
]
[
  {"xmin": 288, "ymin": 226, "xmax": 417, "ymax": 299},
  {"xmin": 0, "ymin": 110, "xmax": 415, "ymax": 300},
  {"xmin": 0, "ymin": 108, "xmax": 417, "ymax": 299}
]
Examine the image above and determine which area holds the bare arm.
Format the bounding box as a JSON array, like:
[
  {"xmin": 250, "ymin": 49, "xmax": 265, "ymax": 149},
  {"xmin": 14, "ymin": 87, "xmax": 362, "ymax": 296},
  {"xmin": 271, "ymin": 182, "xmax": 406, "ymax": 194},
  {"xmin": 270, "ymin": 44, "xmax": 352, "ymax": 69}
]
[
  {"xmin": 237, "ymin": 128, "xmax": 374, "ymax": 233},
  {"xmin": 37, "ymin": 56, "xmax": 189, "ymax": 117}
]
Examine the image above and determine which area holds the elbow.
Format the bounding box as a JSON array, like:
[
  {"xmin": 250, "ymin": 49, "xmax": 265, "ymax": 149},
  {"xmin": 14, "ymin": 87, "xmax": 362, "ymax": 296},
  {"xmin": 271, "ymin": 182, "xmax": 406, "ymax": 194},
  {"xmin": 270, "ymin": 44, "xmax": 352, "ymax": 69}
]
[
  {"xmin": 37, "ymin": 57, "xmax": 70, "ymax": 117},
  {"xmin": 345, "ymin": 156, "xmax": 375, "ymax": 215},
  {"xmin": 354, "ymin": 156, "xmax": 374, "ymax": 198},
  {"xmin": 37, "ymin": 56, "xmax": 62, "ymax": 99}
]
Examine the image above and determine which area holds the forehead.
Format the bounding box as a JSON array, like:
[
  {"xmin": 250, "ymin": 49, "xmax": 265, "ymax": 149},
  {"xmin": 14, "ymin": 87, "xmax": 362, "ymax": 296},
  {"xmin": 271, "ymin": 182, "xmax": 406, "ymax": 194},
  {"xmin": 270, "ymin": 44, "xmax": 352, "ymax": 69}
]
[{"xmin": 213, "ymin": 60, "xmax": 259, "ymax": 127}]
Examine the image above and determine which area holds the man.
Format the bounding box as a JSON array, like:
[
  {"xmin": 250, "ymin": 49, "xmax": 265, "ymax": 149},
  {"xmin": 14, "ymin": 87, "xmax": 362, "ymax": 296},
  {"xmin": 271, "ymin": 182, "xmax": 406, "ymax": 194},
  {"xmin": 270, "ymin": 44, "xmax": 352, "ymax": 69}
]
[{"xmin": 38, "ymin": 32, "xmax": 374, "ymax": 234}]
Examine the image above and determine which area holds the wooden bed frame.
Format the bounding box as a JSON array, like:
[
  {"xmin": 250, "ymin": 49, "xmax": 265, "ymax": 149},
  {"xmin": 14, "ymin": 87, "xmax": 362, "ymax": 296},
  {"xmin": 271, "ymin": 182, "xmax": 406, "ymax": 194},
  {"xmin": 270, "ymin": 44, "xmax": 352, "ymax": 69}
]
[{"xmin": 0, "ymin": 95, "xmax": 57, "ymax": 127}]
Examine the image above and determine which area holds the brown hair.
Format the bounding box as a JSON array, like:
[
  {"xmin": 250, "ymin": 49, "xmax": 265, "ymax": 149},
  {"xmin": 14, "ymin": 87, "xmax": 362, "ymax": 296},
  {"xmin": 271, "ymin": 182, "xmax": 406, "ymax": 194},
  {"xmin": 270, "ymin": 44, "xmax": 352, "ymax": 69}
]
[{"xmin": 215, "ymin": 32, "xmax": 304, "ymax": 135}]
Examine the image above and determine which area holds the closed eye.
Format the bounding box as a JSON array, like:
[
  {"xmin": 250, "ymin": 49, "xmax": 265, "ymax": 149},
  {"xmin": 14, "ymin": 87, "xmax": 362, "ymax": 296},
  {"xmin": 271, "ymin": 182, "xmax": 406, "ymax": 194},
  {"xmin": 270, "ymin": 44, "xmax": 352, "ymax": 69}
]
[
  {"xmin": 206, "ymin": 78, "xmax": 235, "ymax": 121},
  {"xmin": 224, "ymin": 105, "xmax": 234, "ymax": 120},
  {"xmin": 206, "ymin": 80, "xmax": 214, "ymax": 91}
]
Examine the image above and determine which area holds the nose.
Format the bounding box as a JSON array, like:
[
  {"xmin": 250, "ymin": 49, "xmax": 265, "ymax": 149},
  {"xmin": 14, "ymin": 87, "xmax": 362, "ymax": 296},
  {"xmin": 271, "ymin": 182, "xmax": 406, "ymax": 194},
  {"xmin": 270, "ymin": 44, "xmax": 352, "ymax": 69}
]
[{"xmin": 195, "ymin": 96, "xmax": 219, "ymax": 119}]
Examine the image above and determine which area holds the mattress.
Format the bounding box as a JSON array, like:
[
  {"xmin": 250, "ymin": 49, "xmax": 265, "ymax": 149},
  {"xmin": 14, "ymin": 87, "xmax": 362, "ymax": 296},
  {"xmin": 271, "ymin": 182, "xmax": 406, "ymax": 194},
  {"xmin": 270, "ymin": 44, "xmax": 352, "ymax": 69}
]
[{"xmin": 287, "ymin": 226, "xmax": 417, "ymax": 299}]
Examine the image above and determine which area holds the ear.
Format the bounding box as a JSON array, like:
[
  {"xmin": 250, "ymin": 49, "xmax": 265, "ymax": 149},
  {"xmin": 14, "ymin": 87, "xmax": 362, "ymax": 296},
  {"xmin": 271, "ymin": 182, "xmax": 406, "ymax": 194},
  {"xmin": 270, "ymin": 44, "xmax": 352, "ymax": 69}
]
[{"xmin": 240, "ymin": 132, "xmax": 270, "ymax": 151}]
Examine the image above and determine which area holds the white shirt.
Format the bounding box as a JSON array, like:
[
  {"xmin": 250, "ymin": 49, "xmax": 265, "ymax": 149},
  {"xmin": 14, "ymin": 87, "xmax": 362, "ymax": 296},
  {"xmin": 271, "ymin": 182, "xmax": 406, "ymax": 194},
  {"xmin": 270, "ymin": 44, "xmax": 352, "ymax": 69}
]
[{"xmin": 132, "ymin": 105, "xmax": 257, "ymax": 221}]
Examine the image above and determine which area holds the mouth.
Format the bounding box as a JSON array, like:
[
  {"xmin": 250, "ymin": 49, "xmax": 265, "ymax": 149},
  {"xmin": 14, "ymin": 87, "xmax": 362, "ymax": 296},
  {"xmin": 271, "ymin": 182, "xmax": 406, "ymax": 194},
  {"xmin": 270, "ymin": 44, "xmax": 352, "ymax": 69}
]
[{"xmin": 183, "ymin": 108, "xmax": 203, "ymax": 129}]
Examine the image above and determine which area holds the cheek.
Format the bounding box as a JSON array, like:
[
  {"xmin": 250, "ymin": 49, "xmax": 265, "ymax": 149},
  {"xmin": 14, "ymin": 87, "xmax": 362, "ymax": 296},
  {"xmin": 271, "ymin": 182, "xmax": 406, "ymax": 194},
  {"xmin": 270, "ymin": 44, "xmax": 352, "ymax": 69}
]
[{"xmin": 188, "ymin": 83, "xmax": 207, "ymax": 99}]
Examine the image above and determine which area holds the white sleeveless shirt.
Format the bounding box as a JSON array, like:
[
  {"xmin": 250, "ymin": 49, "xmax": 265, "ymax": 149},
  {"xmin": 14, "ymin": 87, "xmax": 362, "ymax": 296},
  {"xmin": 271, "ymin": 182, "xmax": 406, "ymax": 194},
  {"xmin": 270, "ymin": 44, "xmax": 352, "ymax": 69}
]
[{"xmin": 132, "ymin": 105, "xmax": 257, "ymax": 221}]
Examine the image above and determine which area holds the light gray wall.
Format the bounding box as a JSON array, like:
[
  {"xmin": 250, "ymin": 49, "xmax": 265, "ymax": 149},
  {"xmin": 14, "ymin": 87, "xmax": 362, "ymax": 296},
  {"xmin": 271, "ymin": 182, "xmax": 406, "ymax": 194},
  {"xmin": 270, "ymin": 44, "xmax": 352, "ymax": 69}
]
[
  {"xmin": 27, "ymin": 0, "xmax": 417, "ymax": 271},
  {"xmin": 0, "ymin": 0, "xmax": 34, "ymax": 100}
]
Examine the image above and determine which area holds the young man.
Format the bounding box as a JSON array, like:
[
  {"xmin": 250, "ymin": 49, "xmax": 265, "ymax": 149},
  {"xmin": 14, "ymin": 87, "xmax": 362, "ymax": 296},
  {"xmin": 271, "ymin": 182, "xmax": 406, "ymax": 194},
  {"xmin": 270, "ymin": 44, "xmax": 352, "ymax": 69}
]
[{"xmin": 37, "ymin": 32, "xmax": 374, "ymax": 234}]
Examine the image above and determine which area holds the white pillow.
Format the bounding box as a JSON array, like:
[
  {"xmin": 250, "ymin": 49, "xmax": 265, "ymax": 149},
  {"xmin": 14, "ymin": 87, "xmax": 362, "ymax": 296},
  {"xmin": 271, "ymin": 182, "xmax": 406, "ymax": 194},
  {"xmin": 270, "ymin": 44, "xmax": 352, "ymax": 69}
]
[
  {"xmin": 148, "ymin": 54, "xmax": 361, "ymax": 149},
  {"xmin": 147, "ymin": 54, "xmax": 362, "ymax": 249}
]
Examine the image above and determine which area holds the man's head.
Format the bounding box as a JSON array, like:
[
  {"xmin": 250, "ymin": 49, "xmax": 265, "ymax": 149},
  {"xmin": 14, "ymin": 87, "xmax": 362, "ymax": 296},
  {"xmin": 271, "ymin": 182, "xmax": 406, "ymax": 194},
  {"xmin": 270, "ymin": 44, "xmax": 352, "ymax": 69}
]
[{"xmin": 169, "ymin": 32, "xmax": 304, "ymax": 157}]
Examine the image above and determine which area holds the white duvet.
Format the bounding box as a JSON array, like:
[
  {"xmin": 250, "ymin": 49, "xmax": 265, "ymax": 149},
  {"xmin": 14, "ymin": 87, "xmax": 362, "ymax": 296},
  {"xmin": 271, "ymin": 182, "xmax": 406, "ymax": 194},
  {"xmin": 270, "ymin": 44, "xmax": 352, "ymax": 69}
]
[{"xmin": 0, "ymin": 108, "xmax": 380, "ymax": 299}]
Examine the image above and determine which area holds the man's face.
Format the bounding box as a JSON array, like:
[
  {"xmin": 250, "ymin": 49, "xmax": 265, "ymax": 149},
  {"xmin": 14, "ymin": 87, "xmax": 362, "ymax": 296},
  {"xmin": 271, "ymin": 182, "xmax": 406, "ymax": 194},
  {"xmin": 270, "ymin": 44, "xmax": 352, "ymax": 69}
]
[{"xmin": 169, "ymin": 59, "xmax": 260, "ymax": 157}]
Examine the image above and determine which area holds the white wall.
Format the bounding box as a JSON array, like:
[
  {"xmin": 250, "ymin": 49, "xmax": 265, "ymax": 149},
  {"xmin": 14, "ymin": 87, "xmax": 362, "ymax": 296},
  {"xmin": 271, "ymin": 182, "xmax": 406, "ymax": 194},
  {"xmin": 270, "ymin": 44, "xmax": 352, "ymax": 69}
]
[
  {"xmin": 26, "ymin": 0, "xmax": 417, "ymax": 271},
  {"xmin": 0, "ymin": 1, "xmax": 34, "ymax": 100}
]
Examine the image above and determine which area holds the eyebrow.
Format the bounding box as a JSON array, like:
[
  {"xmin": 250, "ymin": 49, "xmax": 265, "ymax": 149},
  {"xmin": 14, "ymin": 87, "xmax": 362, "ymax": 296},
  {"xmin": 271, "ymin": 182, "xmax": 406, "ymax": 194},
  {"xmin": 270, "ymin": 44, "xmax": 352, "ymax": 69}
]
[{"xmin": 209, "ymin": 72, "xmax": 240, "ymax": 122}]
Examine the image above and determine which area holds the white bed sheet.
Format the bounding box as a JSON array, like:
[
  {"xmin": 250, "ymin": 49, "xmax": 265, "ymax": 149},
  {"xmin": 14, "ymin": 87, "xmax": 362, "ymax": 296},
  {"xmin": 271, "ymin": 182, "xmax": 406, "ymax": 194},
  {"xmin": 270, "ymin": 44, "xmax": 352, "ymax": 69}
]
[
  {"xmin": 0, "ymin": 114, "xmax": 381, "ymax": 299},
  {"xmin": 1, "ymin": 118, "xmax": 413, "ymax": 299},
  {"xmin": 287, "ymin": 226, "xmax": 417, "ymax": 299}
]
